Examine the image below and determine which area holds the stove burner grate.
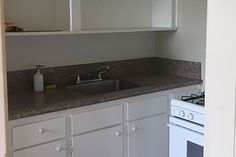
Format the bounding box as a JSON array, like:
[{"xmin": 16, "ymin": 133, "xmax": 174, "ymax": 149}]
[{"xmin": 181, "ymin": 92, "xmax": 205, "ymax": 106}]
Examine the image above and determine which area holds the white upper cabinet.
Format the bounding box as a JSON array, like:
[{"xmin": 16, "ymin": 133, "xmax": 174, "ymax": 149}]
[
  {"xmin": 5, "ymin": 0, "xmax": 177, "ymax": 35},
  {"xmin": 80, "ymin": 0, "xmax": 153, "ymax": 29},
  {"xmin": 4, "ymin": 0, "xmax": 70, "ymax": 32},
  {"xmin": 72, "ymin": 0, "xmax": 177, "ymax": 31}
]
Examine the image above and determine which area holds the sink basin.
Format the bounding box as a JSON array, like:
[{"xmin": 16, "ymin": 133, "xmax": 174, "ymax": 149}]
[{"xmin": 67, "ymin": 80, "xmax": 140, "ymax": 96}]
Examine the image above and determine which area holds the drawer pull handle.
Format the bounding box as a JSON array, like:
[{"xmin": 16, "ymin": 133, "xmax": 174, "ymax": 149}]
[
  {"xmin": 132, "ymin": 126, "xmax": 138, "ymax": 132},
  {"xmin": 115, "ymin": 131, "xmax": 122, "ymax": 136},
  {"xmin": 56, "ymin": 146, "xmax": 63, "ymax": 152},
  {"xmin": 38, "ymin": 128, "xmax": 45, "ymax": 134}
]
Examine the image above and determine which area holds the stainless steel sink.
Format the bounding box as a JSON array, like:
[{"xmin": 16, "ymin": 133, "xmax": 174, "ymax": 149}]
[{"xmin": 67, "ymin": 79, "xmax": 140, "ymax": 96}]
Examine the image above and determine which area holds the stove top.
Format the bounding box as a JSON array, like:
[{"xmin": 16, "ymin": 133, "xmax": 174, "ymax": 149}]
[{"xmin": 181, "ymin": 92, "xmax": 205, "ymax": 106}]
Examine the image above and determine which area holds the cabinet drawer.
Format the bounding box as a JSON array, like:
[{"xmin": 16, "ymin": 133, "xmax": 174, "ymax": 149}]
[
  {"xmin": 72, "ymin": 105, "xmax": 122, "ymax": 135},
  {"xmin": 13, "ymin": 117, "xmax": 65, "ymax": 150},
  {"xmin": 14, "ymin": 140, "xmax": 66, "ymax": 157},
  {"xmin": 127, "ymin": 96, "xmax": 168, "ymax": 121}
]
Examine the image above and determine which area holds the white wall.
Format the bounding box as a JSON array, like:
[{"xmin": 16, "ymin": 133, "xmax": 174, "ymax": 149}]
[
  {"xmin": 205, "ymin": 0, "xmax": 236, "ymax": 156},
  {"xmin": 6, "ymin": 32, "xmax": 156, "ymax": 71},
  {"xmin": 156, "ymin": 0, "xmax": 207, "ymax": 86}
]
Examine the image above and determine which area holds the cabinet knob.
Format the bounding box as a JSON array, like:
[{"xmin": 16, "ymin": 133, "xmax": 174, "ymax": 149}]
[
  {"xmin": 56, "ymin": 146, "xmax": 63, "ymax": 152},
  {"xmin": 115, "ymin": 131, "xmax": 122, "ymax": 136},
  {"xmin": 132, "ymin": 126, "xmax": 138, "ymax": 132},
  {"xmin": 38, "ymin": 128, "xmax": 45, "ymax": 134}
]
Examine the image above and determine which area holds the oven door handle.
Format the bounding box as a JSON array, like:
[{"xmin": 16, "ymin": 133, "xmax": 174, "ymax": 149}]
[{"xmin": 168, "ymin": 123, "xmax": 204, "ymax": 136}]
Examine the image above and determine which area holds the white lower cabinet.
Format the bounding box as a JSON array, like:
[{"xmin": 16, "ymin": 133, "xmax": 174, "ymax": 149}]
[
  {"xmin": 10, "ymin": 87, "xmax": 200, "ymax": 157},
  {"xmin": 128, "ymin": 114, "xmax": 168, "ymax": 157},
  {"xmin": 72, "ymin": 125, "xmax": 123, "ymax": 157},
  {"xmin": 13, "ymin": 140, "xmax": 66, "ymax": 157}
]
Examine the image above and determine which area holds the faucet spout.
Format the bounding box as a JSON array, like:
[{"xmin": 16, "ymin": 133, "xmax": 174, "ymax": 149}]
[{"xmin": 96, "ymin": 66, "xmax": 110, "ymax": 80}]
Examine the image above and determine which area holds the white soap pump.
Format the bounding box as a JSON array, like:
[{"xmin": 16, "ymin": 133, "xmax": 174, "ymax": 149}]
[{"xmin": 33, "ymin": 65, "xmax": 44, "ymax": 92}]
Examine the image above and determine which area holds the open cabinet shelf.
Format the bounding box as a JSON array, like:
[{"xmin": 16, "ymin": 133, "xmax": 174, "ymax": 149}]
[{"xmin": 5, "ymin": 27, "xmax": 178, "ymax": 36}]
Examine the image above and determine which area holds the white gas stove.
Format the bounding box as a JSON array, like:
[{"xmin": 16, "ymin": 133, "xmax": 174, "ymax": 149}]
[{"xmin": 168, "ymin": 92, "xmax": 205, "ymax": 157}]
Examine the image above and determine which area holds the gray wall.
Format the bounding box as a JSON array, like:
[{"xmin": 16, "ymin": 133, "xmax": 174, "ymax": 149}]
[
  {"xmin": 6, "ymin": 32, "xmax": 157, "ymax": 71},
  {"xmin": 156, "ymin": 0, "xmax": 207, "ymax": 86}
]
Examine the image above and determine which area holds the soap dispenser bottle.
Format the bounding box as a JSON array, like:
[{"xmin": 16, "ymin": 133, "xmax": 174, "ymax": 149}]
[{"xmin": 33, "ymin": 65, "xmax": 44, "ymax": 92}]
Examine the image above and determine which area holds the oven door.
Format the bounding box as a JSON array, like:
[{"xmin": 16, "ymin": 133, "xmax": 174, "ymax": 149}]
[{"xmin": 168, "ymin": 123, "xmax": 204, "ymax": 157}]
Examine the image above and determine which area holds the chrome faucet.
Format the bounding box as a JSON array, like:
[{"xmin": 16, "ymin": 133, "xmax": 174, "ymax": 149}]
[
  {"xmin": 96, "ymin": 66, "xmax": 110, "ymax": 80},
  {"xmin": 70, "ymin": 66, "xmax": 110, "ymax": 85}
]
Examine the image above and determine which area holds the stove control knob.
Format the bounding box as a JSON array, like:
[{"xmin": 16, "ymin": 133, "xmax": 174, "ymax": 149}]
[
  {"xmin": 187, "ymin": 113, "xmax": 194, "ymax": 121},
  {"xmin": 178, "ymin": 110, "xmax": 185, "ymax": 117}
]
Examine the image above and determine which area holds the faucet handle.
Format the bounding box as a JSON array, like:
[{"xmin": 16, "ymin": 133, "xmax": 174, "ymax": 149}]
[{"xmin": 71, "ymin": 74, "xmax": 81, "ymax": 84}]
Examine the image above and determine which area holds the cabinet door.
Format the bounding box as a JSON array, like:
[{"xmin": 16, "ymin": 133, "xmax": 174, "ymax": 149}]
[
  {"xmin": 14, "ymin": 140, "xmax": 66, "ymax": 157},
  {"xmin": 128, "ymin": 114, "xmax": 168, "ymax": 157},
  {"xmin": 72, "ymin": 125, "xmax": 123, "ymax": 157}
]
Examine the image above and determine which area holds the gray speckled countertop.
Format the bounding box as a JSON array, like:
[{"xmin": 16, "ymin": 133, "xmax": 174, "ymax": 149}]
[{"xmin": 8, "ymin": 74, "xmax": 202, "ymax": 120}]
